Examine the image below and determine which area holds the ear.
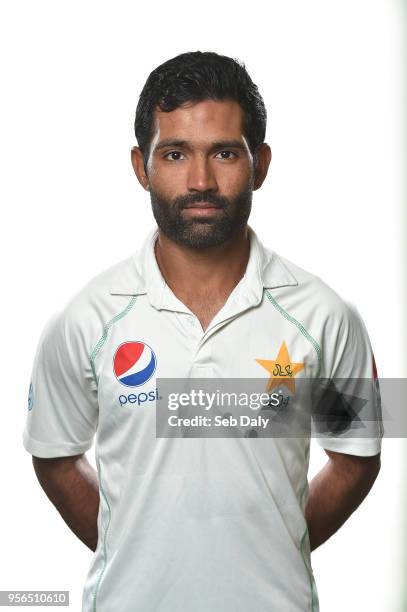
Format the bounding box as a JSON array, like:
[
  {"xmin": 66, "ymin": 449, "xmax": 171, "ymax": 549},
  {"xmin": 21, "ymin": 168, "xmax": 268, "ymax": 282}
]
[
  {"xmin": 131, "ymin": 146, "xmax": 150, "ymax": 191},
  {"xmin": 253, "ymin": 143, "xmax": 272, "ymax": 191}
]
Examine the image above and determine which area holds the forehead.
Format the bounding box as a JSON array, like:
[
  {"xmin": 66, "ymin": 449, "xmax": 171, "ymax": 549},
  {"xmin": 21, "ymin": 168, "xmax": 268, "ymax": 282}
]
[{"xmin": 151, "ymin": 99, "xmax": 245, "ymax": 142}]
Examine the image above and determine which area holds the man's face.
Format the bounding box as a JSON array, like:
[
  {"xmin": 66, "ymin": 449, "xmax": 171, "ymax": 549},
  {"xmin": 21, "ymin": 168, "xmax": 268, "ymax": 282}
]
[{"xmin": 144, "ymin": 99, "xmax": 256, "ymax": 249}]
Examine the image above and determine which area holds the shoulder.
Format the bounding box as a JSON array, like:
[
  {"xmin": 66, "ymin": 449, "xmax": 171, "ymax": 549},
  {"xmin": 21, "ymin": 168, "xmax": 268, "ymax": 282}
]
[
  {"xmin": 268, "ymin": 250, "xmax": 363, "ymax": 334},
  {"xmin": 39, "ymin": 254, "xmax": 142, "ymax": 354},
  {"xmin": 266, "ymin": 251, "xmax": 373, "ymax": 377}
]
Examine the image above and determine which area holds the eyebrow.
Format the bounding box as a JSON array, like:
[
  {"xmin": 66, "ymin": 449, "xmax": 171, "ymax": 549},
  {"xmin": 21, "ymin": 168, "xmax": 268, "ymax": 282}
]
[{"xmin": 154, "ymin": 139, "xmax": 247, "ymax": 153}]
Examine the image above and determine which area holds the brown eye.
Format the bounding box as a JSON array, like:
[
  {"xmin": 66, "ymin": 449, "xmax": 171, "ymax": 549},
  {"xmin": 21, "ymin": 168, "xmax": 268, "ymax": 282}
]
[
  {"xmin": 216, "ymin": 151, "xmax": 238, "ymax": 160},
  {"xmin": 164, "ymin": 151, "xmax": 185, "ymax": 161}
]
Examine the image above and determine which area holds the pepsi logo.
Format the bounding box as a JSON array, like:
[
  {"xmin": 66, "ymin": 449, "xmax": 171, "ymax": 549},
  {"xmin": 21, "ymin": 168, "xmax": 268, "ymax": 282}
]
[{"xmin": 113, "ymin": 341, "xmax": 157, "ymax": 387}]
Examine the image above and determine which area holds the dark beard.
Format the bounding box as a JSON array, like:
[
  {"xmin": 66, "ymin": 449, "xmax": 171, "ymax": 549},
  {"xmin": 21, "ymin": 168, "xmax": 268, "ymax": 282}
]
[{"xmin": 149, "ymin": 183, "xmax": 253, "ymax": 249}]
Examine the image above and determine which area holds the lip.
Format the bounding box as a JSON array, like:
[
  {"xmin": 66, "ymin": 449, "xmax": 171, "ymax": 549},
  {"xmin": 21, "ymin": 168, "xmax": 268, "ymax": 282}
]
[
  {"xmin": 182, "ymin": 204, "xmax": 222, "ymax": 217},
  {"xmin": 184, "ymin": 203, "xmax": 222, "ymax": 209}
]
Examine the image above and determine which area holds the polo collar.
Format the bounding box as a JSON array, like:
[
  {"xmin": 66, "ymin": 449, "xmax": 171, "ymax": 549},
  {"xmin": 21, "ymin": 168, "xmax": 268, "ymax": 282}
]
[{"xmin": 109, "ymin": 224, "xmax": 298, "ymax": 308}]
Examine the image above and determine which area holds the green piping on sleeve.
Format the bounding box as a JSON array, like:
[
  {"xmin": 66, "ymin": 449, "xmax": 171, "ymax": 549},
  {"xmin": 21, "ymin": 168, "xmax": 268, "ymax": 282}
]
[
  {"xmin": 89, "ymin": 295, "xmax": 138, "ymax": 386},
  {"xmin": 264, "ymin": 289, "xmax": 322, "ymax": 377}
]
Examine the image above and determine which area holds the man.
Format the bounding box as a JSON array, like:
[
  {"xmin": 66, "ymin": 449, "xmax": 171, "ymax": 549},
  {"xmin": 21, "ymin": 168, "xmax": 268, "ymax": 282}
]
[{"xmin": 24, "ymin": 51, "xmax": 382, "ymax": 611}]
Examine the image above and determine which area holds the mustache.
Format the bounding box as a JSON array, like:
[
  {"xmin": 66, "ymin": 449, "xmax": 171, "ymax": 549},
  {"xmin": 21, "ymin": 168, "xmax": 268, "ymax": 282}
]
[{"xmin": 174, "ymin": 192, "xmax": 229, "ymax": 209}]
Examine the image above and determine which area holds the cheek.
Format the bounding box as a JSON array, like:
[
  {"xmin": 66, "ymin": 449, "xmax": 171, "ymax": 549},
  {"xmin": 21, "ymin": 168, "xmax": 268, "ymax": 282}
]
[
  {"xmin": 216, "ymin": 164, "xmax": 253, "ymax": 193},
  {"xmin": 149, "ymin": 162, "xmax": 187, "ymax": 192}
]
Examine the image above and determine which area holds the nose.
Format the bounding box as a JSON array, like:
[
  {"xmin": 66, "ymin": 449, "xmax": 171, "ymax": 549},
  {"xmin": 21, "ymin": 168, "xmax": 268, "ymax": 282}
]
[{"xmin": 186, "ymin": 155, "xmax": 218, "ymax": 193}]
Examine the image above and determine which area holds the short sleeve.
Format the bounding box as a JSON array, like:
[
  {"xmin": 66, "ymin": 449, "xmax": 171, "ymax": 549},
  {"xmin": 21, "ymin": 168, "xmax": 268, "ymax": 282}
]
[
  {"xmin": 23, "ymin": 308, "xmax": 99, "ymax": 458},
  {"xmin": 313, "ymin": 301, "xmax": 383, "ymax": 456}
]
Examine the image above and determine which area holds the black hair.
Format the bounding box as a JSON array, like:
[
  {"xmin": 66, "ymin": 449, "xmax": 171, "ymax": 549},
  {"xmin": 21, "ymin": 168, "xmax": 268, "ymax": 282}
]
[{"xmin": 134, "ymin": 50, "xmax": 267, "ymax": 168}]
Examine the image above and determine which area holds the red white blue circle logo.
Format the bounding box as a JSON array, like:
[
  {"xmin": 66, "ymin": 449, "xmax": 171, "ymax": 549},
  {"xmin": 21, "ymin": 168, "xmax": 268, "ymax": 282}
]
[{"xmin": 113, "ymin": 341, "xmax": 157, "ymax": 387}]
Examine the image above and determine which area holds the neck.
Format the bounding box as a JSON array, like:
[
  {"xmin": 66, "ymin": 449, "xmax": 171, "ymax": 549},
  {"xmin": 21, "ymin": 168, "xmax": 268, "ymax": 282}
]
[{"xmin": 154, "ymin": 226, "xmax": 251, "ymax": 297}]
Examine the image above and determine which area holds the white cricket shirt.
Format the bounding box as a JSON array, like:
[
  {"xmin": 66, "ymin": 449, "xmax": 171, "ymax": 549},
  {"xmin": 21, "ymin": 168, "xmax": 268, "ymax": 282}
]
[{"xmin": 23, "ymin": 224, "xmax": 383, "ymax": 612}]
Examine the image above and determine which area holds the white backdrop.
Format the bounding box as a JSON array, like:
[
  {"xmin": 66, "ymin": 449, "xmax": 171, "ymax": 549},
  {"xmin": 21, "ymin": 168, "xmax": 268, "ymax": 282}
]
[{"xmin": 1, "ymin": 1, "xmax": 405, "ymax": 610}]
